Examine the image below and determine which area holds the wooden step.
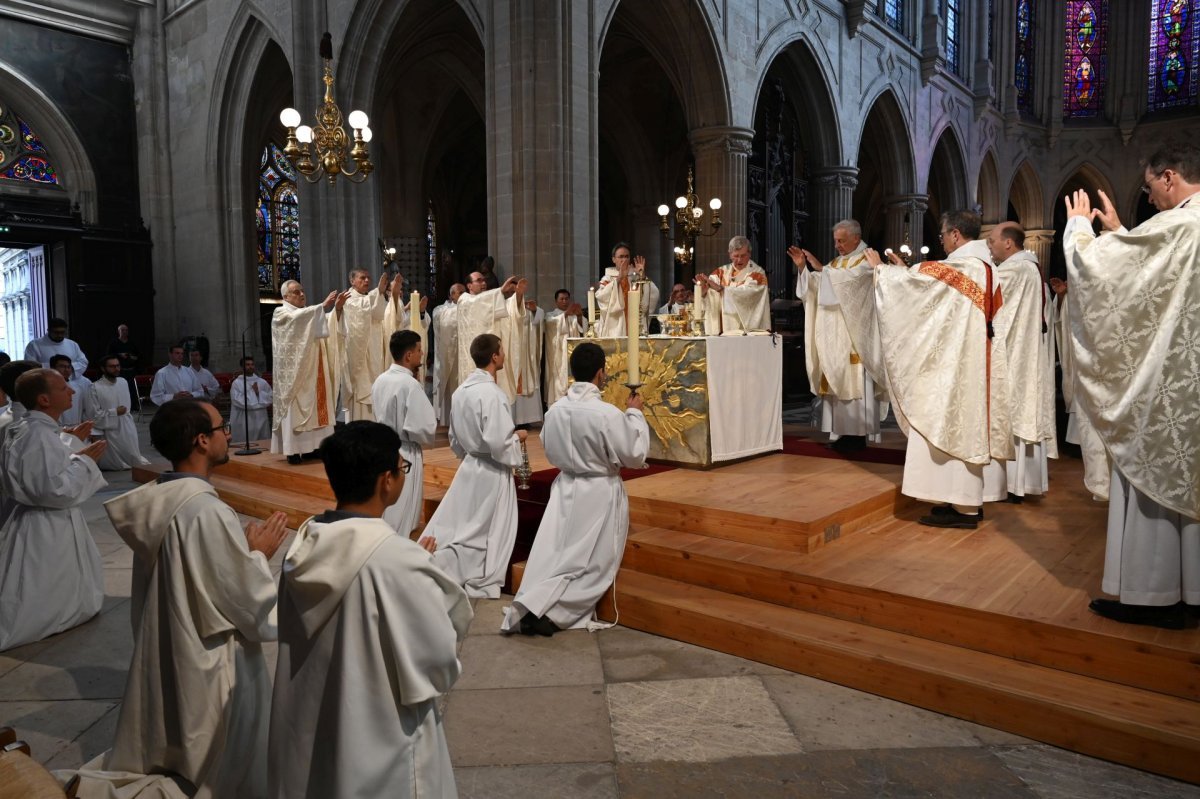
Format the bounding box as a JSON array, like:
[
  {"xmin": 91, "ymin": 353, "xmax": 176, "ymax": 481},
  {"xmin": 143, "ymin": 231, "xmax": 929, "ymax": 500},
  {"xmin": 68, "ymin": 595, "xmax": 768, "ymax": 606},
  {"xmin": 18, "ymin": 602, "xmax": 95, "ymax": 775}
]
[
  {"xmin": 621, "ymin": 526, "xmax": 1199, "ymax": 702},
  {"xmin": 611, "ymin": 570, "xmax": 1200, "ymax": 784}
]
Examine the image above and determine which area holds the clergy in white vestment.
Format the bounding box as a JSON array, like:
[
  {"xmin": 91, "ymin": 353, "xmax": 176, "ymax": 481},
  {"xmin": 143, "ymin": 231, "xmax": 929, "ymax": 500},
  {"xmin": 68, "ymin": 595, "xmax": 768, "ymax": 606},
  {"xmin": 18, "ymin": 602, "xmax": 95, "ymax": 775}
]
[
  {"xmin": 594, "ymin": 243, "xmax": 660, "ymax": 337},
  {"xmin": 543, "ymin": 289, "xmax": 585, "ymax": 406},
  {"xmin": 789, "ymin": 220, "xmax": 889, "ymax": 452},
  {"xmin": 431, "ymin": 283, "xmax": 465, "ymax": 423},
  {"xmin": 372, "ymin": 330, "xmax": 438, "ymax": 537},
  {"xmin": 696, "ymin": 235, "xmax": 771, "ymax": 334},
  {"xmin": 340, "ymin": 269, "xmax": 389, "ymax": 421},
  {"xmin": 656, "ymin": 283, "xmax": 688, "ymax": 317},
  {"xmin": 1049, "ymin": 277, "xmax": 1111, "ymax": 501},
  {"xmin": 1061, "ymin": 145, "xmax": 1200, "ymax": 629},
  {"xmin": 52, "ymin": 354, "xmax": 93, "ymax": 427},
  {"xmin": 271, "ymin": 280, "xmax": 346, "ymax": 463},
  {"xmin": 188, "ymin": 350, "xmax": 221, "ymax": 400},
  {"xmin": 69, "ymin": 399, "xmax": 288, "ymax": 799},
  {"xmin": 987, "ymin": 223, "xmax": 1057, "ymax": 500},
  {"xmin": 512, "ymin": 299, "xmax": 545, "ymax": 426},
  {"xmin": 150, "ymin": 345, "xmax": 204, "ymax": 406},
  {"xmin": 0, "ymin": 369, "xmax": 108, "ymax": 651},
  {"xmin": 87, "ymin": 355, "xmax": 150, "ymax": 470},
  {"xmin": 455, "ymin": 272, "xmax": 527, "ymax": 402},
  {"xmin": 837, "ymin": 210, "xmax": 1011, "ymax": 530},
  {"xmin": 381, "ymin": 272, "xmax": 432, "ymax": 386},
  {"xmin": 501, "ymin": 342, "xmax": 649, "ymax": 636},
  {"xmin": 270, "ymin": 421, "xmax": 471, "ymax": 799},
  {"xmin": 24, "ymin": 317, "xmax": 88, "ymax": 373},
  {"xmin": 421, "ymin": 333, "xmax": 526, "ymax": 598},
  {"xmin": 230, "ymin": 355, "xmax": 273, "ymax": 443}
]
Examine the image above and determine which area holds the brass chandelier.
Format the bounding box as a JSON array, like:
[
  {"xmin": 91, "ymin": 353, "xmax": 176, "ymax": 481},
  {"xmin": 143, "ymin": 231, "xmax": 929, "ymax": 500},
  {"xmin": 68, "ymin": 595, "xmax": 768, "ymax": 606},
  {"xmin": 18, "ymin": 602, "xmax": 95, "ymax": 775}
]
[
  {"xmin": 657, "ymin": 165, "xmax": 722, "ymax": 266},
  {"xmin": 279, "ymin": 33, "xmax": 373, "ymax": 184}
]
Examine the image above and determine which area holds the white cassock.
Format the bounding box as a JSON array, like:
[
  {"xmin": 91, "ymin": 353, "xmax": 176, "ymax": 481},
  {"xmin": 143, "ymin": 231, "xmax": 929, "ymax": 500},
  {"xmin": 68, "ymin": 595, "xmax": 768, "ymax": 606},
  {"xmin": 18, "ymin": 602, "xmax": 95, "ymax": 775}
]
[
  {"xmin": 0, "ymin": 402, "xmax": 87, "ymax": 528},
  {"xmin": 0, "ymin": 411, "xmax": 106, "ymax": 650},
  {"xmin": 341, "ymin": 287, "xmax": 389, "ymax": 421},
  {"xmin": 270, "ymin": 512, "xmax": 471, "ymax": 799},
  {"xmin": 594, "ymin": 268, "xmax": 660, "ymax": 337},
  {"xmin": 501, "ymin": 381, "xmax": 649, "ymax": 632},
  {"xmin": 70, "ymin": 476, "xmax": 277, "ymax": 799},
  {"xmin": 833, "ymin": 242, "xmax": 1012, "ymax": 509},
  {"xmin": 700, "ymin": 261, "xmax": 771, "ymax": 334},
  {"xmin": 61, "ymin": 374, "xmax": 93, "ymax": 426},
  {"xmin": 424, "ymin": 368, "xmax": 523, "ymax": 598},
  {"xmin": 25, "ymin": 335, "xmax": 87, "ymax": 373},
  {"xmin": 456, "ymin": 287, "xmax": 528, "ymax": 403},
  {"xmin": 543, "ymin": 309, "xmax": 584, "ymax": 406},
  {"xmin": 87, "ymin": 377, "xmax": 149, "ymax": 470},
  {"xmin": 149, "ymin": 364, "xmax": 203, "ymax": 406},
  {"xmin": 1063, "ymin": 198, "xmax": 1200, "ymax": 606},
  {"xmin": 271, "ymin": 301, "xmax": 341, "ymax": 457},
  {"xmin": 190, "ymin": 367, "xmax": 220, "ymax": 400},
  {"xmin": 797, "ymin": 241, "xmax": 888, "ymax": 441},
  {"xmin": 1055, "ymin": 292, "xmax": 1110, "ymax": 500},
  {"xmin": 230, "ymin": 374, "xmax": 273, "ymax": 443},
  {"xmin": 431, "ymin": 300, "xmax": 460, "ymax": 424},
  {"xmin": 656, "ymin": 301, "xmax": 684, "ymax": 316},
  {"xmin": 994, "ymin": 250, "xmax": 1057, "ymax": 497},
  {"xmin": 372, "ymin": 364, "xmax": 438, "ymax": 536},
  {"xmin": 512, "ymin": 306, "xmax": 544, "ymax": 425}
]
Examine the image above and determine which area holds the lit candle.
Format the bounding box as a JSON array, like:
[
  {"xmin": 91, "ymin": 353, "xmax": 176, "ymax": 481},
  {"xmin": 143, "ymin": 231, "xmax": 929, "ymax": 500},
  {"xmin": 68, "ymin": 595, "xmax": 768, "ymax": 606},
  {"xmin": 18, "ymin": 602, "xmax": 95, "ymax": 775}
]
[
  {"xmin": 627, "ymin": 286, "xmax": 641, "ymax": 384},
  {"xmin": 587, "ymin": 286, "xmax": 596, "ymax": 327},
  {"xmin": 408, "ymin": 290, "xmax": 420, "ymax": 331}
]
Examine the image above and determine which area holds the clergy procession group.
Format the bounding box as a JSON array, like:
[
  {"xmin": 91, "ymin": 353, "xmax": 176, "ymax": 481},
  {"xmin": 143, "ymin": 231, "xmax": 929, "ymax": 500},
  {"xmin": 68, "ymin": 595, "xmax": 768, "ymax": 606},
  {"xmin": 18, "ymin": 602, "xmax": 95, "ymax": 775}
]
[{"xmin": 0, "ymin": 144, "xmax": 1196, "ymax": 798}]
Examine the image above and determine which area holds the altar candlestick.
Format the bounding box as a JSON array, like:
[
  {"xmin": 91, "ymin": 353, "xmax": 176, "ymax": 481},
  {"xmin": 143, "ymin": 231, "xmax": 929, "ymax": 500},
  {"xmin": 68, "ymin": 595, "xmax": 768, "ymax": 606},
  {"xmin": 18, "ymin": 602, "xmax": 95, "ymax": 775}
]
[{"xmin": 627, "ymin": 286, "xmax": 641, "ymax": 384}]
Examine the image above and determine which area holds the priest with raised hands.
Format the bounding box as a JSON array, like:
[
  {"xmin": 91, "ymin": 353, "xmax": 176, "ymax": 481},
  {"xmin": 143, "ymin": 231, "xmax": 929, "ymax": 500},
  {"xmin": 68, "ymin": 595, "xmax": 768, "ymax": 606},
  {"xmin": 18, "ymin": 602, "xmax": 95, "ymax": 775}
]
[
  {"xmin": 986, "ymin": 222, "xmax": 1057, "ymax": 501},
  {"xmin": 594, "ymin": 243, "xmax": 660, "ymax": 337},
  {"xmin": 381, "ymin": 272, "xmax": 431, "ymax": 383},
  {"xmin": 270, "ymin": 421, "xmax": 471, "ymax": 799},
  {"xmin": 421, "ymin": 333, "xmax": 526, "ymax": 598},
  {"xmin": 543, "ymin": 289, "xmax": 585, "ymax": 406},
  {"xmin": 0, "ymin": 368, "xmax": 107, "ymax": 651},
  {"xmin": 789, "ymin": 220, "xmax": 887, "ymax": 452},
  {"xmin": 87, "ymin": 354, "xmax": 151, "ymax": 470},
  {"xmin": 456, "ymin": 271, "xmax": 527, "ymax": 403},
  {"xmin": 271, "ymin": 279, "xmax": 346, "ymax": 465},
  {"xmin": 512, "ymin": 297, "xmax": 545, "ymax": 426},
  {"xmin": 372, "ymin": 330, "xmax": 438, "ymax": 537},
  {"xmin": 431, "ymin": 283, "xmax": 465, "ymax": 424},
  {"xmin": 339, "ymin": 269, "xmax": 389, "ymax": 421},
  {"xmin": 69, "ymin": 399, "xmax": 287, "ymax": 799},
  {"xmin": 1061, "ymin": 142, "xmax": 1200, "ymax": 630},
  {"xmin": 695, "ymin": 235, "xmax": 771, "ymax": 334},
  {"xmin": 501, "ymin": 342, "xmax": 649, "ymax": 637}
]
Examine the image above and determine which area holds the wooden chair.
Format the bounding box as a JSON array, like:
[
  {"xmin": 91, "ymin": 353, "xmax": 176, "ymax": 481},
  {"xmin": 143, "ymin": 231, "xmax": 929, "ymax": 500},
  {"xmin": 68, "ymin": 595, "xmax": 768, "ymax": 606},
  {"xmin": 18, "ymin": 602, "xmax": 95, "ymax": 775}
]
[{"xmin": 0, "ymin": 726, "xmax": 79, "ymax": 798}]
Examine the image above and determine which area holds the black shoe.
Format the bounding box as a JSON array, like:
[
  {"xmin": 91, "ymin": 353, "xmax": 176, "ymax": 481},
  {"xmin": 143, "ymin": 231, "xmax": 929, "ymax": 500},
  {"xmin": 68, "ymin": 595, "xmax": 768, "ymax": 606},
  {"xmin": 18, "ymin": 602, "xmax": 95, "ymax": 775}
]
[
  {"xmin": 286, "ymin": 454, "xmax": 302, "ymax": 465},
  {"xmin": 920, "ymin": 506, "xmax": 979, "ymax": 529},
  {"xmin": 301, "ymin": 449, "xmax": 322, "ymax": 461},
  {"xmin": 931, "ymin": 504, "xmax": 985, "ymax": 520},
  {"xmin": 518, "ymin": 613, "xmax": 538, "ymax": 636},
  {"xmin": 1007, "ymin": 492, "xmax": 1024, "ymax": 504},
  {"xmin": 1088, "ymin": 598, "xmax": 1190, "ymax": 630},
  {"xmin": 830, "ymin": 435, "xmax": 867, "ymax": 453}
]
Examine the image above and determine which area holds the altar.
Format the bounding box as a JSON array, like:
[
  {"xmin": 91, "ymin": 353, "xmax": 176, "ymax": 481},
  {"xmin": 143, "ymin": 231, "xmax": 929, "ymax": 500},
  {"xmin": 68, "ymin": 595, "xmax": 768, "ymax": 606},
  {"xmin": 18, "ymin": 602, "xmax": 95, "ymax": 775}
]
[{"xmin": 567, "ymin": 335, "xmax": 783, "ymax": 468}]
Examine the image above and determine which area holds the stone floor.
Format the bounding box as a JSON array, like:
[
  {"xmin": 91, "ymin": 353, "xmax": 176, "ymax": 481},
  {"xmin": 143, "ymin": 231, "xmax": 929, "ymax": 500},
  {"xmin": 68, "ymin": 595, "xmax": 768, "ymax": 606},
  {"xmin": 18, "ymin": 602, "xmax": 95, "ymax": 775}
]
[{"xmin": 2, "ymin": 424, "xmax": 1198, "ymax": 797}]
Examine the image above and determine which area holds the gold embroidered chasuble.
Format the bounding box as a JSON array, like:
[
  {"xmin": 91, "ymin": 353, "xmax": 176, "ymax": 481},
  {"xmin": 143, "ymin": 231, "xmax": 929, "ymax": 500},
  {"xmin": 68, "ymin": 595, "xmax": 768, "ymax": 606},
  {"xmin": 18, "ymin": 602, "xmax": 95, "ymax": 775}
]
[
  {"xmin": 994, "ymin": 250, "xmax": 1056, "ymax": 448},
  {"xmin": 800, "ymin": 241, "xmax": 873, "ymax": 399},
  {"xmin": 271, "ymin": 301, "xmax": 341, "ymax": 434},
  {"xmin": 700, "ymin": 261, "xmax": 771, "ymax": 334},
  {"xmin": 1063, "ymin": 201, "xmax": 1200, "ymax": 519},
  {"xmin": 455, "ymin": 288, "xmax": 527, "ymax": 402},
  {"xmin": 343, "ymin": 288, "xmax": 388, "ymax": 412}
]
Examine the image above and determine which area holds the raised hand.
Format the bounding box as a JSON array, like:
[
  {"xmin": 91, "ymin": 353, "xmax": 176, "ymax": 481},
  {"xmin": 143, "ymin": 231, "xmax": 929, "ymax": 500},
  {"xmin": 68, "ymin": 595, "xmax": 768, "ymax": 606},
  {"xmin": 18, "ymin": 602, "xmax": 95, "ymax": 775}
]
[
  {"xmin": 864, "ymin": 248, "xmax": 884, "ymax": 268},
  {"xmin": 633, "ymin": 255, "xmax": 647, "ymax": 275},
  {"xmin": 336, "ymin": 290, "xmax": 352, "ymax": 310},
  {"xmin": 321, "ymin": 290, "xmax": 339, "ymax": 311},
  {"xmin": 67, "ymin": 421, "xmax": 94, "ymax": 441},
  {"xmin": 419, "ymin": 295, "xmax": 429, "ymax": 312},
  {"xmin": 515, "ymin": 278, "xmax": 529, "ymax": 296},
  {"xmin": 501, "ymin": 276, "xmax": 520, "ymax": 297},
  {"xmin": 1064, "ymin": 188, "xmax": 1093, "ymax": 221},
  {"xmin": 377, "ymin": 272, "xmax": 389, "ymax": 292},
  {"xmin": 78, "ymin": 439, "xmax": 107, "ymax": 462},
  {"xmin": 1048, "ymin": 277, "xmax": 1068, "ymax": 297},
  {"xmin": 245, "ymin": 511, "xmax": 289, "ymax": 559},
  {"xmin": 1093, "ymin": 190, "xmax": 1123, "ymax": 232}
]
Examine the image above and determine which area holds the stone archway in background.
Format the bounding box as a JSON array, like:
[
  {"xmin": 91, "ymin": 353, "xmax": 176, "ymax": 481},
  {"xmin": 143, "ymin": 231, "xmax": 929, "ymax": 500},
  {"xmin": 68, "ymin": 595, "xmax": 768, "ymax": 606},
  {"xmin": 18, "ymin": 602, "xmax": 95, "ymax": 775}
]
[{"xmin": 853, "ymin": 89, "xmax": 916, "ymax": 253}]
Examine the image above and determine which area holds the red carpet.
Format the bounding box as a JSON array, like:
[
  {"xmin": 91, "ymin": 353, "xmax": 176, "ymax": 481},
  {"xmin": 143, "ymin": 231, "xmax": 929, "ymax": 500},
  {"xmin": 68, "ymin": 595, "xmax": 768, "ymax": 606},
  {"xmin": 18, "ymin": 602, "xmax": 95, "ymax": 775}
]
[{"xmin": 781, "ymin": 436, "xmax": 906, "ymax": 466}]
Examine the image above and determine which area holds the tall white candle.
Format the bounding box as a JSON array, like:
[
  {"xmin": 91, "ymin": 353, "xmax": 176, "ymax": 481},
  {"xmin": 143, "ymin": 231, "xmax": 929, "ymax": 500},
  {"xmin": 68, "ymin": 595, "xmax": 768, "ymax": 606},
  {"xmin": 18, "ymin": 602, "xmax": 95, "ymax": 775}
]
[
  {"xmin": 408, "ymin": 290, "xmax": 420, "ymax": 330},
  {"xmin": 627, "ymin": 286, "xmax": 641, "ymax": 384},
  {"xmin": 587, "ymin": 287, "xmax": 596, "ymax": 327}
]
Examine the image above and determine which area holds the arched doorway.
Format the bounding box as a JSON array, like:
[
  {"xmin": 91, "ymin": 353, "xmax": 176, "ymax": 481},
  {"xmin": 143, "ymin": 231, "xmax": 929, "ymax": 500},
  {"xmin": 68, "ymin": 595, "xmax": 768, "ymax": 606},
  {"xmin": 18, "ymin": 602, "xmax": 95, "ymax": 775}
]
[
  {"xmin": 853, "ymin": 90, "xmax": 915, "ymax": 252},
  {"xmin": 1049, "ymin": 164, "xmax": 1114, "ymax": 281},
  {"xmin": 924, "ymin": 127, "xmax": 969, "ymax": 259}
]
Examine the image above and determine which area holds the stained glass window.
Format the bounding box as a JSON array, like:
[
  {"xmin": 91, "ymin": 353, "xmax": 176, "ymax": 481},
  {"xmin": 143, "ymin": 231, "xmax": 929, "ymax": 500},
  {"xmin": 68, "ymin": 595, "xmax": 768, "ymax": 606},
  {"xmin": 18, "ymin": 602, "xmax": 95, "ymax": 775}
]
[
  {"xmin": 1016, "ymin": 0, "xmax": 1036, "ymax": 111},
  {"xmin": 881, "ymin": 0, "xmax": 904, "ymax": 34},
  {"xmin": 0, "ymin": 102, "xmax": 60, "ymax": 186},
  {"xmin": 1063, "ymin": 0, "xmax": 1109, "ymax": 118},
  {"xmin": 1149, "ymin": 0, "xmax": 1200, "ymax": 111},
  {"xmin": 255, "ymin": 142, "xmax": 300, "ymax": 296},
  {"xmin": 946, "ymin": 0, "xmax": 962, "ymax": 75}
]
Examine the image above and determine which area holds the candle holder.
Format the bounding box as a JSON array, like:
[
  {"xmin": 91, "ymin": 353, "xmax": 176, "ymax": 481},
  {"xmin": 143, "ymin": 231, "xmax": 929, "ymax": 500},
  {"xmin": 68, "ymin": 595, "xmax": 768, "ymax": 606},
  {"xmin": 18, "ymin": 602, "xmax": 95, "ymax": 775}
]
[
  {"xmin": 624, "ymin": 382, "xmax": 644, "ymax": 398},
  {"xmin": 585, "ymin": 319, "xmax": 597, "ymax": 338},
  {"xmin": 514, "ymin": 438, "xmax": 532, "ymax": 490}
]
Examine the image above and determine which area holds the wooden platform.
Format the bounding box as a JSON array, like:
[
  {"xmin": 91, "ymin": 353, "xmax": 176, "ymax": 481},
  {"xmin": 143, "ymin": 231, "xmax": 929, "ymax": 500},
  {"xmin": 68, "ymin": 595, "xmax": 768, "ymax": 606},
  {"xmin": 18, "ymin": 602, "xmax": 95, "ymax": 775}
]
[{"xmin": 135, "ymin": 438, "xmax": 1200, "ymax": 783}]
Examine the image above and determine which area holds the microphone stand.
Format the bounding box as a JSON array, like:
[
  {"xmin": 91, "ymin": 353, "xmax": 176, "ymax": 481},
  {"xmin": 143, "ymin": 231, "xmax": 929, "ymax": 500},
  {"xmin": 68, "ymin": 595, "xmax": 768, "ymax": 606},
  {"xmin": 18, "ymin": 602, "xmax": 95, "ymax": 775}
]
[{"xmin": 235, "ymin": 315, "xmax": 266, "ymax": 456}]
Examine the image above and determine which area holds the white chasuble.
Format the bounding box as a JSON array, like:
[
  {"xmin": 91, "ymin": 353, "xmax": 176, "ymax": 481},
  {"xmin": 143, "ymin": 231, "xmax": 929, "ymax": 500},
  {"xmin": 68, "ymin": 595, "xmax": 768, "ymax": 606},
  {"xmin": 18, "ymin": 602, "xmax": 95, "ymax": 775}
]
[
  {"xmin": 341, "ymin": 287, "xmax": 388, "ymax": 421},
  {"xmin": 431, "ymin": 301, "xmax": 460, "ymax": 424},
  {"xmin": 512, "ymin": 306, "xmax": 544, "ymax": 425},
  {"xmin": 700, "ymin": 261, "xmax": 771, "ymax": 334},
  {"xmin": 87, "ymin": 377, "xmax": 149, "ymax": 470},
  {"xmin": 424, "ymin": 369, "xmax": 523, "ymax": 598},
  {"xmin": 501, "ymin": 382, "xmax": 649, "ymax": 632},
  {"xmin": 372, "ymin": 365, "xmax": 438, "ymax": 536},
  {"xmin": 594, "ymin": 268, "xmax": 659, "ymax": 337},
  {"xmin": 543, "ymin": 309, "xmax": 584, "ymax": 405},
  {"xmin": 1063, "ymin": 204, "xmax": 1200, "ymax": 522},
  {"xmin": 1055, "ymin": 294, "xmax": 1110, "ymax": 499},
  {"xmin": 270, "ymin": 301, "xmax": 339, "ymax": 456},
  {"xmin": 271, "ymin": 514, "xmax": 471, "ymax": 799},
  {"xmin": 455, "ymin": 288, "xmax": 509, "ymax": 386}
]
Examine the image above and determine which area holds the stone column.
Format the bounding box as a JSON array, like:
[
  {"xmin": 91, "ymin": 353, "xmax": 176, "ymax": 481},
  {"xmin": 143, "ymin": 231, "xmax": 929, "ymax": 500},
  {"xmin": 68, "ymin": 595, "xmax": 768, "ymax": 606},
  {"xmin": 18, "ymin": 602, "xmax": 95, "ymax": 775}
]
[
  {"xmin": 484, "ymin": 1, "xmax": 597, "ymax": 303},
  {"xmin": 884, "ymin": 194, "xmax": 930, "ymax": 256},
  {"xmin": 688, "ymin": 126, "xmax": 754, "ymax": 273},
  {"xmin": 1025, "ymin": 229, "xmax": 1055, "ymax": 274},
  {"xmin": 809, "ymin": 167, "xmax": 860, "ymax": 261}
]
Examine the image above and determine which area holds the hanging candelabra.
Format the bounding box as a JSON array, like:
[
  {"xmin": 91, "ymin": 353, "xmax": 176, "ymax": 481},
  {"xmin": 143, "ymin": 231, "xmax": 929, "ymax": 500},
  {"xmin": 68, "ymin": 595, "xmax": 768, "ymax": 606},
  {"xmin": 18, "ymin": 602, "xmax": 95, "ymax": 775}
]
[{"xmin": 657, "ymin": 165, "xmax": 722, "ymax": 266}]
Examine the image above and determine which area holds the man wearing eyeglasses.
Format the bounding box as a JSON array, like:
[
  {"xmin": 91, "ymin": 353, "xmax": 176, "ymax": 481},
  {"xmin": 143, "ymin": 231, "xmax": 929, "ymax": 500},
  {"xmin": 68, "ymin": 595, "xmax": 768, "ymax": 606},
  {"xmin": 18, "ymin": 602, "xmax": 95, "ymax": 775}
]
[
  {"xmin": 1062, "ymin": 142, "xmax": 1200, "ymax": 630},
  {"xmin": 70, "ymin": 398, "xmax": 288, "ymax": 796}
]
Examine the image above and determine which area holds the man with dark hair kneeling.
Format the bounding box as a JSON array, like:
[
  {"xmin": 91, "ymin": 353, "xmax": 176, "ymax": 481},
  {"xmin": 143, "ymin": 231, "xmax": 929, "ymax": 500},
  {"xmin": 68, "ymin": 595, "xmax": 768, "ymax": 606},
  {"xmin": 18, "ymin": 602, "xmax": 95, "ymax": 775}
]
[
  {"xmin": 270, "ymin": 421, "xmax": 472, "ymax": 798},
  {"xmin": 501, "ymin": 342, "xmax": 649, "ymax": 636}
]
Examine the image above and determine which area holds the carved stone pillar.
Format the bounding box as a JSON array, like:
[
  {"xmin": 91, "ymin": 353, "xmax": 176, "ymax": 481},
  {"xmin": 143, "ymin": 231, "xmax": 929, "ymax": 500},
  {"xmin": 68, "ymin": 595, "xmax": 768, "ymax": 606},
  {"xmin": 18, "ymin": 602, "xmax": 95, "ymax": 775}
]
[
  {"xmin": 809, "ymin": 167, "xmax": 860, "ymax": 261},
  {"xmin": 884, "ymin": 194, "xmax": 930, "ymax": 256},
  {"xmin": 1025, "ymin": 229, "xmax": 1055, "ymax": 274},
  {"xmin": 688, "ymin": 126, "xmax": 754, "ymax": 272}
]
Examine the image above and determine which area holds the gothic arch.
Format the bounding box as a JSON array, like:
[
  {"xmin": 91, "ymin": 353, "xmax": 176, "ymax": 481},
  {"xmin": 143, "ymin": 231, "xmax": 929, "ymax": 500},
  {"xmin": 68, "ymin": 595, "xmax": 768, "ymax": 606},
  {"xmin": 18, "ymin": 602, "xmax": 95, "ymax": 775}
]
[
  {"xmin": 852, "ymin": 89, "xmax": 916, "ymax": 248},
  {"xmin": 1006, "ymin": 160, "xmax": 1044, "ymax": 227},
  {"xmin": 977, "ymin": 149, "xmax": 1002, "ymax": 223},
  {"xmin": 926, "ymin": 125, "xmax": 969, "ymax": 214},
  {"xmin": 751, "ymin": 37, "xmax": 842, "ymax": 168},
  {"xmin": 0, "ymin": 63, "xmax": 98, "ymax": 223}
]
